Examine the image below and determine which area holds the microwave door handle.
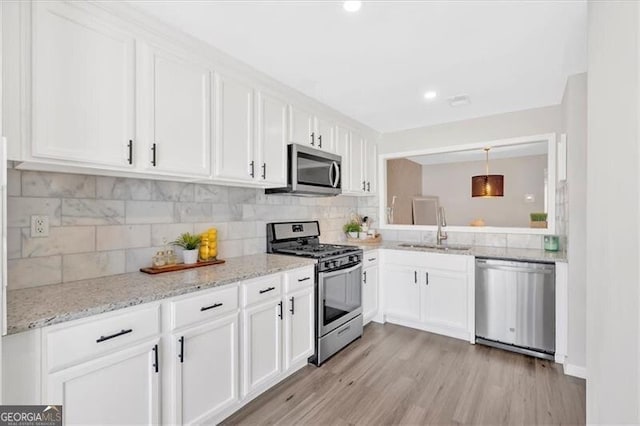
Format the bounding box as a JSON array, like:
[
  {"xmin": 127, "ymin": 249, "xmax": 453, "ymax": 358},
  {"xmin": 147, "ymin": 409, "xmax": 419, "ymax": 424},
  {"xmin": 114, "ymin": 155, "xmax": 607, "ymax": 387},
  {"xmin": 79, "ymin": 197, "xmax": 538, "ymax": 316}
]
[
  {"xmin": 332, "ymin": 162, "xmax": 340, "ymax": 188},
  {"xmin": 329, "ymin": 161, "xmax": 335, "ymax": 188}
]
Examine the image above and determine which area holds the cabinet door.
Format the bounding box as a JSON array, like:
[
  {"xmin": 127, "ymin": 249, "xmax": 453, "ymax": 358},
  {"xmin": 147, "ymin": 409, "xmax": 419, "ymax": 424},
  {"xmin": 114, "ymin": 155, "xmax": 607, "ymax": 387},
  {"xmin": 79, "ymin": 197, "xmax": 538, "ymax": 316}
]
[
  {"xmin": 242, "ymin": 299, "xmax": 282, "ymax": 396},
  {"xmin": 334, "ymin": 125, "xmax": 351, "ymax": 190},
  {"xmin": 348, "ymin": 131, "xmax": 365, "ymax": 193},
  {"xmin": 47, "ymin": 339, "xmax": 160, "ymax": 425},
  {"xmin": 284, "ymin": 287, "xmax": 314, "ymax": 370},
  {"xmin": 289, "ymin": 105, "xmax": 315, "ymax": 147},
  {"xmin": 174, "ymin": 313, "xmax": 238, "ymax": 425},
  {"xmin": 315, "ymin": 116, "xmax": 334, "ymax": 153},
  {"xmin": 32, "ymin": 1, "xmax": 134, "ymax": 168},
  {"xmin": 362, "ymin": 266, "xmax": 379, "ymax": 324},
  {"xmin": 364, "ymin": 139, "xmax": 377, "ymax": 194},
  {"xmin": 257, "ymin": 92, "xmax": 287, "ymax": 186},
  {"xmin": 383, "ymin": 265, "xmax": 421, "ymax": 322},
  {"xmin": 214, "ymin": 73, "xmax": 254, "ymax": 182},
  {"xmin": 421, "ymin": 270, "xmax": 468, "ymax": 331},
  {"xmin": 146, "ymin": 44, "xmax": 211, "ymax": 177}
]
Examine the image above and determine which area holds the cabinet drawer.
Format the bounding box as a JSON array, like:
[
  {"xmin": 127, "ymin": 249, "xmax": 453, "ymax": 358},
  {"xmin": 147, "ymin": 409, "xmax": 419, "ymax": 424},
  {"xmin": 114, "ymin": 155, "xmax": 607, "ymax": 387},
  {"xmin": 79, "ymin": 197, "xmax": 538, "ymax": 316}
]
[
  {"xmin": 363, "ymin": 251, "xmax": 379, "ymax": 268},
  {"xmin": 242, "ymin": 274, "xmax": 282, "ymax": 307},
  {"xmin": 284, "ymin": 266, "xmax": 315, "ymax": 293},
  {"xmin": 171, "ymin": 285, "xmax": 239, "ymax": 331},
  {"xmin": 45, "ymin": 304, "xmax": 160, "ymax": 372}
]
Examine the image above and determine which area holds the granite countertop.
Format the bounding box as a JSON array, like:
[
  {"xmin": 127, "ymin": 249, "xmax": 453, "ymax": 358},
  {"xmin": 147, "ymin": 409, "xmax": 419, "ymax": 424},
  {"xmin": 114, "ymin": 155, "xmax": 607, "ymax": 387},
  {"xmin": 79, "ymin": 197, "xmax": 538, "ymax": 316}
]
[
  {"xmin": 7, "ymin": 254, "xmax": 315, "ymax": 335},
  {"xmin": 343, "ymin": 240, "xmax": 567, "ymax": 263}
]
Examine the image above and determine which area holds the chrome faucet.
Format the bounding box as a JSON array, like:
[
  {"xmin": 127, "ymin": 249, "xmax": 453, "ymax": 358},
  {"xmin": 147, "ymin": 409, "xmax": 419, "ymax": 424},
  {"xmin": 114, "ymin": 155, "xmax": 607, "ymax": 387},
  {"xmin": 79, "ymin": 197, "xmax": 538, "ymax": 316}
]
[{"xmin": 437, "ymin": 206, "xmax": 448, "ymax": 245}]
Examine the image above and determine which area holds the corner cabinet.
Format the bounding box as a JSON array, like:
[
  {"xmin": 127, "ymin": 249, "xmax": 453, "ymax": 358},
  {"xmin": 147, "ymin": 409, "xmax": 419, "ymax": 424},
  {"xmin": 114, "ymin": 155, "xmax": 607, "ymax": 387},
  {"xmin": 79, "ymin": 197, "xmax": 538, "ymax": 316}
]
[
  {"xmin": 382, "ymin": 251, "xmax": 474, "ymax": 341},
  {"xmin": 31, "ymin": 1, "xmax": 136, "ymax": 169},
  {"xmin": 140, "ymin": 42, "xmax": 212, "ymax": 177}
]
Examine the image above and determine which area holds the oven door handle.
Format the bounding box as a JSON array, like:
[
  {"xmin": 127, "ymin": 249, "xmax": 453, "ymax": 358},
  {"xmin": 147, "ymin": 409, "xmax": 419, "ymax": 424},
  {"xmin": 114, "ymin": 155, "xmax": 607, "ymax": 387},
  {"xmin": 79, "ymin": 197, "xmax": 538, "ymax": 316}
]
[{"xmin": 318, "ymin": 263, "xmax": 361, "ymax": 279}]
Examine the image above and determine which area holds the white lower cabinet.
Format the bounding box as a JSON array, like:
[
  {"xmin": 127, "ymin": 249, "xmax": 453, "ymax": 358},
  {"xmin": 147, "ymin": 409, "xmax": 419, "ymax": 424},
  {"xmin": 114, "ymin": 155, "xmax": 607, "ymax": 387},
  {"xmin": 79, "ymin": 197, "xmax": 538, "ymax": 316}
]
[
  {"xmin": 172, "ymin": 313, "xmax": 239, "ymax": 425},
  {"xmin": 29, "ymin": 268, "xmax": 316, "ymax": 426},
  {"xmin": 241, "ymin": 298, "xmax": 283, "ymax": 397},
  {"xmin": 382, "ymin": 251, "xmax": 473, "ymax": 340},
  {"xmin": 284, "ymin": 286, "xmax": 314, "ymax": 369},
  {"xmin": 47, "ymin": 339, "xmax": 161, "ymax": 425},
  {"xmin": 383, "ymin": 264, "xmax": 421, "ymax": 322},
  {"xmin": 362, "ymin": 251, "xmax": 380, "ymax": 324},
  {"xmin": 241, "ymin": 267, "xmax": 315, "ymax": 398}
]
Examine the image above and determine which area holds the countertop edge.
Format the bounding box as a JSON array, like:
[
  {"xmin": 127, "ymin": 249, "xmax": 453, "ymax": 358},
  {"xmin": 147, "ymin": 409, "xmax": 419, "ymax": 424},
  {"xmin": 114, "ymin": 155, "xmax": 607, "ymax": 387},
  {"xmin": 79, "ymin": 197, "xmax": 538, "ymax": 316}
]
[{"xmin": 7, "ymin": 255, "xmax": 316, "ymax": 335}]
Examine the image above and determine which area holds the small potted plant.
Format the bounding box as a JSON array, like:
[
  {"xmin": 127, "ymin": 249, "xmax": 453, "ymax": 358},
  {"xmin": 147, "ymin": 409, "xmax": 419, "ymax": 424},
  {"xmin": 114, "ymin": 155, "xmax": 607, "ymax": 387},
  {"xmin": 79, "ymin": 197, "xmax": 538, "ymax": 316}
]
[
  {"xmin": 172, "ymin": 232, "xmax": 202, "ymax": 265},
  {"xmin": 530, "ymin": 212, "xmax": 548, "ymax": 229},
  {"xmin": 343, "ymin": 221, "xmax": 362, "ymax": 239}
]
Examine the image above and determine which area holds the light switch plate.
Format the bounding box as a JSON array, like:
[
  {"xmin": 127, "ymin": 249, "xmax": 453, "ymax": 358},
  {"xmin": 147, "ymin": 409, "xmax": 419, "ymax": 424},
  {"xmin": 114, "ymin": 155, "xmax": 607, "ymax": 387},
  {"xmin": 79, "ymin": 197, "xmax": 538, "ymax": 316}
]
[{"xmin": 31, "ymin": 215, "xmax": 49, "ymax": 237}]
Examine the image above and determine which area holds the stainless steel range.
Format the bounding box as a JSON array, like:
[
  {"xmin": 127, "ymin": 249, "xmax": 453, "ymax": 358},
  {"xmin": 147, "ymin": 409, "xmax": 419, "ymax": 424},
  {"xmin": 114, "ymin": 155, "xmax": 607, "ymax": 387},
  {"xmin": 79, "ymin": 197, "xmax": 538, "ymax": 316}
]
[{"xmin": 266, "ymin": 221, "xmax": 363, "ymax": 366}]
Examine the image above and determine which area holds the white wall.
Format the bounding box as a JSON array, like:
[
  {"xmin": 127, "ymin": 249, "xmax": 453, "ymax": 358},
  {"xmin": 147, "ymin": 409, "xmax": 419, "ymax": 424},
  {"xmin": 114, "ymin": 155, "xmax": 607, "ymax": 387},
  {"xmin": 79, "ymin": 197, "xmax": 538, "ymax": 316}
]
[
  {"xmin": 421, "ymin": 155, "xmax": 547, "ymax": 228},
  {"xmin": 380, "ymin": 105, "xmax": 562, "ymax": 154},
  {"xmin": 561, "ymin": 73, "xmax": 587, "ymax": 375},
  {"xmin": 587, "ymin": 2, "xmax": 640, "ymax": 423}
]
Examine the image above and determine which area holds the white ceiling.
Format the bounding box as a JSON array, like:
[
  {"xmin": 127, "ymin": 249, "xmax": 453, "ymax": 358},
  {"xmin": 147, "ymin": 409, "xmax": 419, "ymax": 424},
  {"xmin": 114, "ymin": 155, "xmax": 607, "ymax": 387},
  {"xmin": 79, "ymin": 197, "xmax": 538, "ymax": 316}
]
[
  {"xmin": 130, "ymin": 1, "xmax": 587, "ymax": 133},
  {"xmin": 408, "ymin": 141, "xmax": 548, "ymax": 166}
]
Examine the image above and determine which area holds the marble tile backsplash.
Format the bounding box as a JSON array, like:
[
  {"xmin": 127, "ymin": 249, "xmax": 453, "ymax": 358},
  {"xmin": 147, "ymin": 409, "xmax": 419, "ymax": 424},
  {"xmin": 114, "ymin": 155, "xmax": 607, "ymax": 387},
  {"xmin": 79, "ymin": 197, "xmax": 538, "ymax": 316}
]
[{"xmin": 7, "ymin": 168, "xmax": 360, "ymax": 290}]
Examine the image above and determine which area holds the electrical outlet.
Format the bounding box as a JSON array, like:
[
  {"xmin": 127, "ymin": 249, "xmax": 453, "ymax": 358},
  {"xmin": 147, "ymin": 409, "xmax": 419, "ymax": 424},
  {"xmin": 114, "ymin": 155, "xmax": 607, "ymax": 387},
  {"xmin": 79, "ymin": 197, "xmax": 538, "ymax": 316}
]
[{"xmin": 31, "ymin": 215, "xmax": 49, "ymax": 238}]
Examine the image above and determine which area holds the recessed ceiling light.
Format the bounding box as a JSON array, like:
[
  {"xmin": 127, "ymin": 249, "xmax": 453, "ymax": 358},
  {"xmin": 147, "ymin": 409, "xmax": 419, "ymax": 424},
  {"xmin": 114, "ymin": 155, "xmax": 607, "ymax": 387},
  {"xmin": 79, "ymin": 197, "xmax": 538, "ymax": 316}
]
[
  {"xmin": 423, "ymin": 91, "xmax": 437, "ymax": 100},
  {"xmin": 343, "ymin": 1, "xmax": 362, "ymax": 13}
]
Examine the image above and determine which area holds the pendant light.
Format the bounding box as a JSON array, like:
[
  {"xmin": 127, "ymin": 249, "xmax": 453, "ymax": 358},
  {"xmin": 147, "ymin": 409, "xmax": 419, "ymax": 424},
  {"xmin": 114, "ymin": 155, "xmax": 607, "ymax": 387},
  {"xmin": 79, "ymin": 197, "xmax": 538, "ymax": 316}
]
[{"xmin": 471, "ymin": 148, "xmax": 504, "ymax": 197}]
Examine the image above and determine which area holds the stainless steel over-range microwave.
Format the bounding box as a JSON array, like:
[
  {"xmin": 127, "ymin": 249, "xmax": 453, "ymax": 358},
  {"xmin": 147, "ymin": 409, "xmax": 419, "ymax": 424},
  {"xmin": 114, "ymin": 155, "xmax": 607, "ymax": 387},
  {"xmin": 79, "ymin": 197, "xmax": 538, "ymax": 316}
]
[{"xmin": 265, "ymin": 144, "xmax": 341, "ymax": 196}]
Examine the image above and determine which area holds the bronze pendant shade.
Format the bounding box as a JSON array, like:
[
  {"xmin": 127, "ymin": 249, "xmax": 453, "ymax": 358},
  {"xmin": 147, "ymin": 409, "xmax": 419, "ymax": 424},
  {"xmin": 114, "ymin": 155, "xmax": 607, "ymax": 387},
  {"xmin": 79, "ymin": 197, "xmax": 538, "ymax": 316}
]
[
  {"xmin": 472, "ymin": 148, "xmax": 504, "ymax": 197},
  {"xmin": 471, "ymin": 174, "xmax": 504, "ymax": 197}
]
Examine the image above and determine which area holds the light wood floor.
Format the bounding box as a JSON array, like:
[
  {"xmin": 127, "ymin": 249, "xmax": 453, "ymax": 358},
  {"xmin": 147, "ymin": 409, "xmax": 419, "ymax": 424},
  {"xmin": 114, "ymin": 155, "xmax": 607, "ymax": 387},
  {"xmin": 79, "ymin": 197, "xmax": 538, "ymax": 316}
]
[{"xmin": 222, "ymin": 323, "xmax": 586, "ymax": 425}]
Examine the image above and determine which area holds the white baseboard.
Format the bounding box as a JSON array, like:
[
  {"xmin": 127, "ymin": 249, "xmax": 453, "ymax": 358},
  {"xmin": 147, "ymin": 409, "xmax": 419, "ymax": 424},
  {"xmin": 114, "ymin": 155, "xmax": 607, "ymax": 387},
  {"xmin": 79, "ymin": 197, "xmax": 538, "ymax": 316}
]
[{"xmin": 563, "ymin": 363, "xmax": 587, "ymax": 379}]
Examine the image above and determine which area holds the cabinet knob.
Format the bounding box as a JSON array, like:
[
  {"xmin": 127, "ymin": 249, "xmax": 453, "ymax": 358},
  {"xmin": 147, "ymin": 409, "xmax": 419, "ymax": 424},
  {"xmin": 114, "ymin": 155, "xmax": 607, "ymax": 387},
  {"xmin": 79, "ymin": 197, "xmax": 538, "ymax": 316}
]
[
  {"xmin": 249, "ymin": 160, "xmax": 255, "ymax": 178},
  {"xmin": 318, "ymin": 134, "xmax": 323, "ymax": 148},
  {"xmin": 262, "ymin": 163, "xmax": 266, "ymax": 179},
  {"xmin": 310, "ymin": 132, "xmax": 315, "ymax": 146}
]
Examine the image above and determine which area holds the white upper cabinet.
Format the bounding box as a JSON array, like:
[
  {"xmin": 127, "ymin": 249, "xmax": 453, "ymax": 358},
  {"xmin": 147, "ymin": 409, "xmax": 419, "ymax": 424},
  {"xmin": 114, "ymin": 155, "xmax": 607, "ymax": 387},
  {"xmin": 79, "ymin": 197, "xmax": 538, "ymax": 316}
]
[
  {"xmin": 213, "ymin": 73, "xmax": 254, "ymax": 182},
  {"xmin": 364, "ymin": 139, "xmax": 377, "ymax": 194},
  {"xmin": 289, "ymin": 105, "xmax": 315, "ymax": 148},
  {"xmin": 289, "ymin": 106, "xmax": 335, "ymax": 153},
  {"xmin": 256, "ymin": 91, "xmax": 288, "ymax": 186},
  {"xmin": 334, "ymin": 125, "xmax": 350, "ymax": 190},
  {"xmin": 344, "ymin": 129, "xmax": 376, "ymax": 195},
  {"xmin": 314, "ymin": 116, "xmax": 335, "ymax": 153},
  {"xmin": 32, "ymin": 1, "xmax": 135, "ymax": 168},
  {"xmin": 348, "ymin": 131, "xmax": 365, "ymax": 193},
  {"xmin": 141, "ymin": 43, "xmax": 212, "ymax": 177}
]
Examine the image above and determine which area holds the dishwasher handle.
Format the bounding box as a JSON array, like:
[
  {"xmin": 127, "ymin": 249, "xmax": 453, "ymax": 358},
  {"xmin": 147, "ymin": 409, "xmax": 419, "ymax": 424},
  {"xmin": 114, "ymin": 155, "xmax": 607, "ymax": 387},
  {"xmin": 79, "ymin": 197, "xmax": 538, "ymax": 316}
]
[{"xmin": 476, "ymin": 260, "xmax": 554, "ymax": 274}]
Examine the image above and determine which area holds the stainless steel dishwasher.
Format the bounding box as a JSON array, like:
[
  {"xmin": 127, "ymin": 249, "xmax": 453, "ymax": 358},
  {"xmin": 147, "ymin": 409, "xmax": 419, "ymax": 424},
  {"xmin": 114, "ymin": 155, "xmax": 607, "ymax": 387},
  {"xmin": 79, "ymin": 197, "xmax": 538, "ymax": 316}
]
[{"xmin": 475, "ymin": 258, "xmax": 555, "ymax": 360}]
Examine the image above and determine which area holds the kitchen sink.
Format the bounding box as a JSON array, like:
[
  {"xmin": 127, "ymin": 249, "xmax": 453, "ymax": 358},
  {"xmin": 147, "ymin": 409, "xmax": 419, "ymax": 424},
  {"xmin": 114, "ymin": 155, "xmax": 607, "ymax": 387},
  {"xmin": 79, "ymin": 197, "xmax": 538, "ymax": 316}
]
[{"xmin": 397, "ymin": 243, "xmax": 472, "ymax": 252}]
